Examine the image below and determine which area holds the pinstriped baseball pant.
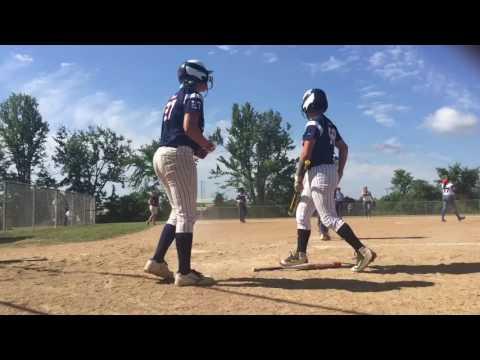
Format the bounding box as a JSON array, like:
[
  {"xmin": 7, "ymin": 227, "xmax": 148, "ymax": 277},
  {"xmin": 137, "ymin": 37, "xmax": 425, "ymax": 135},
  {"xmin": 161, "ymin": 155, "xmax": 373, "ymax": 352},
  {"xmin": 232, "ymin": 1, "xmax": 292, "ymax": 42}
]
[
  {"xmin": 296, "ymin": 164, "xmax": 345, "ymax": 232},
  {"xmin": 153, "ymin": 146, "xmax": 197, "ymax": 233}
]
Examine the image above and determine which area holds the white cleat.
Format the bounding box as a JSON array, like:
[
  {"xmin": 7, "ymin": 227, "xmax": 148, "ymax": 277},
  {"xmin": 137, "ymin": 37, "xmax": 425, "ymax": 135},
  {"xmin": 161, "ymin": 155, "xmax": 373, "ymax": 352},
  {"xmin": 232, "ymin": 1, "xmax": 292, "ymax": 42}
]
[
  {"xmin": 144, "ymin": 259, "xmax": 174, "ymax": 280},
  {"xmin": 174, "ymin": 270, "xmax": 215, "ymax": 287},
  {"xmin": 280, "ymin": 250, "xmax": 308, "ymax": 267},
  {"xmin": 351, "ymin": 247, "xmax": 377, "ymax": 272}
]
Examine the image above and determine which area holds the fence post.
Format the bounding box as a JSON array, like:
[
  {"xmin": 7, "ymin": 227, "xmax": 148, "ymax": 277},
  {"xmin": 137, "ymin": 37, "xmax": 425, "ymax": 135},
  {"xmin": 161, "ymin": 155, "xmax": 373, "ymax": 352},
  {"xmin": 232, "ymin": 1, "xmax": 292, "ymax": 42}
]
[
  {"xmin": 32, "ymin": 185, "xmax": 36, "ymax": 230},
  {"xmin": 3, "ymin": 181, "xmax": 7, "ymax": 232},
  {"xmin": 54, "ymin": 190, "xmax": 58, "ymax": 228},
  {"xmin": 71, "ymin": 192, "xmax": 74, "ymax": 226}
]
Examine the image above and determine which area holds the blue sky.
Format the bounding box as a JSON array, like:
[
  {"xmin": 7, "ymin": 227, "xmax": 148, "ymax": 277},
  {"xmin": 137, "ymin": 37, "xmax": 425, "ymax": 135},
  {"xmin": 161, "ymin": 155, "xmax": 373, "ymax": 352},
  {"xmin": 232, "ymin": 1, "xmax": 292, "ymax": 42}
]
[{"xmin": 1, "ymin": 45, "xmax": 479, "ymax": 200}]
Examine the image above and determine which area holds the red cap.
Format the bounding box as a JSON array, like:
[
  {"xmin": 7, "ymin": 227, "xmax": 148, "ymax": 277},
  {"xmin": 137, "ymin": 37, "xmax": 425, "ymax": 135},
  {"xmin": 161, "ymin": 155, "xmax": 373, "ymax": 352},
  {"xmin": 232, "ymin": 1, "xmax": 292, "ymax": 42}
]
[{"xmin": 442, "ymin": 179, "xmax": 449, "ymax": 185}]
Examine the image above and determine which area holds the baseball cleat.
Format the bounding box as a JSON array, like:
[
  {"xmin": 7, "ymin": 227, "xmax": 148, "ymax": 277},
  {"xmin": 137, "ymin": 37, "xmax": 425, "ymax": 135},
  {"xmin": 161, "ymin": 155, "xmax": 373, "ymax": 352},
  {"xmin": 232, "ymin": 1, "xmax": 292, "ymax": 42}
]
[
  {"xmin": 441, "ymin": 218, "xmax": 446, "ymax": 222},
  {"xmin": 144, "ymin": 259, "xmax": 174, "ymax": 280},
  {"xmin": 174, "ymin": 269, "xmax": 215, "ymax": 287},
  {"xmin": 351, "ymin": 247, "xmax": 376, "ymax": 272},
  {"xmin": 458, "ymin": 216, "xmax": 465, "ymax": 221},
  {"xmin": 280, "ymin": 250, "xmax": 308, "ymax": 267}
]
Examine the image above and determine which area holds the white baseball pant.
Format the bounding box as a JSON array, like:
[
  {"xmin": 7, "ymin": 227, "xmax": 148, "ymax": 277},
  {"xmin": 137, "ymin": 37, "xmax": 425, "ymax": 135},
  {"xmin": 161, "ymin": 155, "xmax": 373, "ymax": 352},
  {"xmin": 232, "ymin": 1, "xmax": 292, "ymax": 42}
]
[
  {"xmin": 296, "ymin": 164, "xmax": 345, "ymax": 232},
  {"xmin": 153, "ymin": 146, "xmax": 197, "ymax": 233}
]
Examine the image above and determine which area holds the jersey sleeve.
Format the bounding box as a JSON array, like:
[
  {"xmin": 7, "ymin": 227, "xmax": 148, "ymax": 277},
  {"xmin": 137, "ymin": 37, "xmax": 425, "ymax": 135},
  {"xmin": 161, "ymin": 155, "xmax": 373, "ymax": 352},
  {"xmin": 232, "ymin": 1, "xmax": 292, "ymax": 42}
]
[
  {"xmin": 184, "ymin": 93, "xmax": 203, "ymax": 114},
  {"xmin": 302, "ymin": 120, "xmax": 323, "ymax": 141}
]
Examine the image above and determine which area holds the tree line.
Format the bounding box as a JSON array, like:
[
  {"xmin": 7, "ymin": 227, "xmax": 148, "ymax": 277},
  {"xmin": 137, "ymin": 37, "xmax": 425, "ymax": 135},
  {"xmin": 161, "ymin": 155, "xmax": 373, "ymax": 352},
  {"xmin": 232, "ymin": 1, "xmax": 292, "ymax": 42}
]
[{"xmin": 1, "ymin": 92, "xmax": 478, "ymax": 222}]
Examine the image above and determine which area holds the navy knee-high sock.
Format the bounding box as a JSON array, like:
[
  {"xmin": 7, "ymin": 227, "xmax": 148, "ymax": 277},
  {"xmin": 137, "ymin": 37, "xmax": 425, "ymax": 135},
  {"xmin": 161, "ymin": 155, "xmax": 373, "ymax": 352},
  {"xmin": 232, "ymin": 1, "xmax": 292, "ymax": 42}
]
[
  {"xmin": 152, "ymin": 224, "xmax": 176, "ymax": 263},
  {"xmin": 336, "ymin": 223, "xmax": 364, "ymax": 251},
  {"xmin": 175, "ymin": 233, "xmax": 193, "ymax": 275},
  {"xmin": 297, "ymin": 229, "xmax": 311, "ymax": 253}
]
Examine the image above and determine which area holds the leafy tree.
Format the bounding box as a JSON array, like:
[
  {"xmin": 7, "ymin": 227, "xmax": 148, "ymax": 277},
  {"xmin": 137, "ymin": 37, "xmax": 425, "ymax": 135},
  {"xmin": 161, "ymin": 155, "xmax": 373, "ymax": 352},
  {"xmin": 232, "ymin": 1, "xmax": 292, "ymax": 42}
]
[
  {"xmin": 129, "ymin": 139, "xmax": 161, "ymax": 190},
  {"xmin": 436, "ymin": 163, "xmax": 480, "ymax": 199},
  {"xmin": 210, "ymin": 103, "xmax": 296, "ymax": 205},
  {"xmin": 35, "ymin": 164, "xmax": 57, "ymax": 188},
  {"xmin": 390, "ymin": 169, "xmax": 414, "ymax": 196},
  {"xmin": 53, "ymin": 125, "xmax": 133, "ymax": 206},
  {"xmin": 0, "ymin": 93, "xmax": 49, "ymax": 184},
  {"xmin": 213, "ymin": 192, "xmax": 226, "ymax": 206}
]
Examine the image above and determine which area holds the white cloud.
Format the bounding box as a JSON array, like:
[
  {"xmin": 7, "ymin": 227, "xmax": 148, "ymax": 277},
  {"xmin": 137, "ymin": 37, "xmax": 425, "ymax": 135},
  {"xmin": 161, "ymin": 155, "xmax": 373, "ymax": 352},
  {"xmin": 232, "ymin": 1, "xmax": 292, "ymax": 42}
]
[
  {"xmin": 374, "ymin": 137, "xmax": 402, "ymax": 153},
  {"xmin": 304, "ymin": 53, "xmax": 360, "ymax": 76},
  {"xmin": 369, "ymin": 52, "xmax": 386, "ymax": 67},
  {"xmin": 0, "ymin": 53, "xmax": 35, "ymax": 82},
  {"xmin": 362, "ymin": 91, "xmax": 385, "ymax": 98},
  {"xmin": 18, "ymin": 63, "xmax": 163, "ymax": 149},
  {"xmin": 422, "ymin": 107, "xmax": 478, "ymax": 134},
  {"xmin": 216, "ymin": 45, "xmax": 238, "ymax": 55},
  {"xmin": 419, "ymin": 71, "xmax": 480, "ymax": 111},
  {"xmin": 60, "ymin": 62, "xmax": 74, "ymax": 67},
  {"xmin": 263, "ymin": 52, "xmax": 278, "ymax": 63},
  {"xmin": 14, "ymin": 53, "xmax": 34, "ymax": 63},
  {"xmin": 207, "ymin": 50, "xmax": 216, "ymax": 55},
  {"xmin": 358, "ymin": 102, "xmax": 408, "ymax": 127},
  {"xmin": 369, "ymin": 46, "xmax": 424, "ymax": 81}
]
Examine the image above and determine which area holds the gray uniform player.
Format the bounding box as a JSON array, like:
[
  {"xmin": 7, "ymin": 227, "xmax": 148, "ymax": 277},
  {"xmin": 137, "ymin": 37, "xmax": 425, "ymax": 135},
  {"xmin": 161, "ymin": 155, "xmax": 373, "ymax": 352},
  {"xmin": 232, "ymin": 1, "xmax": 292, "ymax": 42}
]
[
  {"xmin": 143, "ymin": 60, "xmax": 216, "ymax": 287},
  {"xmin": 441, "ymin": 178, "xmax": 465, "ymax": 222},
  {"xmin": 280, "ymin": 88, "xmax": 376, "ymax": 272}
]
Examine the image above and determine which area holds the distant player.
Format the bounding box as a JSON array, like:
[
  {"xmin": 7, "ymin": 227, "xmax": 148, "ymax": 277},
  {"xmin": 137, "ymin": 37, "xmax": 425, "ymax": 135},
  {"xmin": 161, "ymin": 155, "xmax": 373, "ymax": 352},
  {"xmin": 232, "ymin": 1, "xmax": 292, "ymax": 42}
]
[
  {"xmin": 143, "ymin": 59, "xmax": 216, "ymax": 287},
  {"xmin": 280, "ymin": 88, "xmax": 376, "ymax": 272},
  {"xmin": 441, "ymin": 178, "xmax": 466, "ymax": 222},
  {"xmin": 236, "ymin": 188, "xmax": 248, "ymax": 223},
  {"xmin": 361, "ymin": 186, "xmax": 374, "ymax": 218},
  {"xmin": 146, "ymin": 191, "xmax": 159, "ymax": 226},
  {"xmin": 335, "ymin": 187, "xmax": 344, "ymax": 217}
]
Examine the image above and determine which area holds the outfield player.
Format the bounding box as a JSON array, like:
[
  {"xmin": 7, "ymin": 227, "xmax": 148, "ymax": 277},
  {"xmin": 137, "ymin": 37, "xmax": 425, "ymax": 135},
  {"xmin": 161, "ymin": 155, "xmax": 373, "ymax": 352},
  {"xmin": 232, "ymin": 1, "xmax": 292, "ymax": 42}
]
[
  {"xmin": 361, "ymin": 186, "xmax": 374, "ymax": 218},
  {"xmin": 143, "ymin": 60, "xmax": 216, "ymax": 286},
  {"xmin": 281, "ymin": 89, "xmax": 376, "ymax": 272},
  {"xmin": 441, "ymin": 178, "xmax": 465, "ymax": 222},
  {"xmin": 236, "ymin": 188, "xmax": 248, "ymax": 223},
  {"xmin": 146, "ymin": 191, "xmax": 159, "ymax": 226}
]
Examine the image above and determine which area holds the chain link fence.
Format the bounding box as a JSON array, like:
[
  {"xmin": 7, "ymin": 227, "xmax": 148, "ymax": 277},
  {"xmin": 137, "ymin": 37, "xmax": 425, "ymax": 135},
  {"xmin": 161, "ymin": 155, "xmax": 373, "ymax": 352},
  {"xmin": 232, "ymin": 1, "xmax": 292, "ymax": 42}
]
[
  {"xmin": 0, "ymin": 181, "xmax": 96, "ymax": 231},
  {"xmin": 197, "ymin": 199, "xmax": 480, "ymax": 220}
]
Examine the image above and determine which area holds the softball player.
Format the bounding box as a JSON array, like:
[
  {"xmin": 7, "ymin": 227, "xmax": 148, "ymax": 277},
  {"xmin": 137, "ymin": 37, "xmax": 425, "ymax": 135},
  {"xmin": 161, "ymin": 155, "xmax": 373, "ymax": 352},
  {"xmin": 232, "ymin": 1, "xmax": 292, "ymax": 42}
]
[
  {"xmin": 441, "ymin": 178, "xmax": 465, "ymax": 222},
  {"xmin": 281, "ymin": 88, "xmax": 376, "ymax": 272},
  {"xmin": 144, "ymin": 59, "xmax": 216, "ymax": 287}
]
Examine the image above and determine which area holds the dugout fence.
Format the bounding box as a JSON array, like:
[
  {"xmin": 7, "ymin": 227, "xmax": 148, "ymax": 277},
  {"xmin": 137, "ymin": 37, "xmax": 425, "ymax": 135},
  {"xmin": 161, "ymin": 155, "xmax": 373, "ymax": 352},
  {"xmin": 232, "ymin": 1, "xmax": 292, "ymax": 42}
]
[{"xmin": 0, "ymin": 181, "xmax": 96, "ymax": 231}]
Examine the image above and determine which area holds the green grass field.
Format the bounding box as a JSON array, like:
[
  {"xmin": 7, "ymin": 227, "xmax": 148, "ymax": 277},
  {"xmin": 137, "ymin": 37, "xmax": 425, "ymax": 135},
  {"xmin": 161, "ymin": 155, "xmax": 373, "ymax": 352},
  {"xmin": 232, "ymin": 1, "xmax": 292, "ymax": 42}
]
[{"xmin": 0, "ymin": 222, "xmax": 151, "ymax": 247}]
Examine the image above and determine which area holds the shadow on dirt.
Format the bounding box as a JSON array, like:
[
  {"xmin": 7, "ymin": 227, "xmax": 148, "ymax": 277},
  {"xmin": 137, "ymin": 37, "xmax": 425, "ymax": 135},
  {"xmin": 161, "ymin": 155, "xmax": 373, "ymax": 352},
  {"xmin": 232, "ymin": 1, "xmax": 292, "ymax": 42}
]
[
  {"xmin": 217, "ymin": 277, "xmax": 434, "ymax": 292},
  {"xmin": 369, "ymin": 262, "xmax": 480, "ymax": 275},
  {"xmin": 0, "ymin": 236, "xmax": 32, "ymax": 245},
  {"xmin": 0, "ymin": 300, "xmax": 48, "ymax": 315}
]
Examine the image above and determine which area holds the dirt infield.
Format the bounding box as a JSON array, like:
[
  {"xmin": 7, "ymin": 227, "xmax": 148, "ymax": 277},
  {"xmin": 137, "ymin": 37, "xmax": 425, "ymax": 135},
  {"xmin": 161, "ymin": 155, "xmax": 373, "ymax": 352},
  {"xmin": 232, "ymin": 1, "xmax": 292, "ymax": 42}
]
[{"xmin": 1, "ymin": 215, "xmax": 479, "ymax": 315}]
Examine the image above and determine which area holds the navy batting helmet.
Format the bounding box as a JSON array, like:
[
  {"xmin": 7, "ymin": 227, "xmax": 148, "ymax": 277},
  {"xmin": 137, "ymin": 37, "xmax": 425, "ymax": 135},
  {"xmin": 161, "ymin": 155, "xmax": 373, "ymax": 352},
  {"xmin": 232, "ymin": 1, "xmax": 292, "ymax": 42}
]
[
  {"xmin": 177, "ymin": 59, "xmax": 213, "ymax": 89},
  {"xmin": 301, "ymin": 88, "xmax": 328, "ymax": 116}
]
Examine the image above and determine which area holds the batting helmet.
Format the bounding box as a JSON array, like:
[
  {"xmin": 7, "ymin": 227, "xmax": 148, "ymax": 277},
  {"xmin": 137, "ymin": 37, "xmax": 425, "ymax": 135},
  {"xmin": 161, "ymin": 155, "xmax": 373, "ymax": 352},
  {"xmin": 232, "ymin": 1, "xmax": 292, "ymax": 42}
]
[
  {"xmin": 301, "ymin": 88, "xmax": 328, "ymax": 116},
  {"xmin": 177, "ymin": 59, "xmax": 213, "ymax": 89}
]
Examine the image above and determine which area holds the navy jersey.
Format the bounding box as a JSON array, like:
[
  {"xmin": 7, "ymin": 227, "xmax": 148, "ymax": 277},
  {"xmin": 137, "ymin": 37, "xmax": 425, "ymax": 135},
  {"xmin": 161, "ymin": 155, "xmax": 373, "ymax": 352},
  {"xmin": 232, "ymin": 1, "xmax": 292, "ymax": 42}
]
[
  {"xmin": 302, "ymin": 115, "xmax": 343, "ymax": 166},
  {"xmin": 160, "ymin": 86, "xmax": 204, "ymax": 151},
  {"xmin": 236, "ymin": 194, "xmax": 247, "ymax": 205}
]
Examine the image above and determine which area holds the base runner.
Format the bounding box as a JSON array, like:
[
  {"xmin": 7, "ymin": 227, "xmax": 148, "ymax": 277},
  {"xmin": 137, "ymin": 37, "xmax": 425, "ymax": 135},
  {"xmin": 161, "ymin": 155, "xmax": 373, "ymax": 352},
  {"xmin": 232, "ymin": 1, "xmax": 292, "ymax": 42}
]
[{"xmin": 280, "ymin": 88, "xmax": 377, "ymax": 272}]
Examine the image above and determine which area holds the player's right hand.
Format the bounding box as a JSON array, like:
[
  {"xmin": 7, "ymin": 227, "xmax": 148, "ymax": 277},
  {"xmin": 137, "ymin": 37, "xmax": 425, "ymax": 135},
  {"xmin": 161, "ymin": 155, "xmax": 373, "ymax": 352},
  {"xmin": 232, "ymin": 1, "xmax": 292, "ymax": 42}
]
[{"xmin": 204, "ymin": 141, "xmax": 216, "ymax": 153}]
